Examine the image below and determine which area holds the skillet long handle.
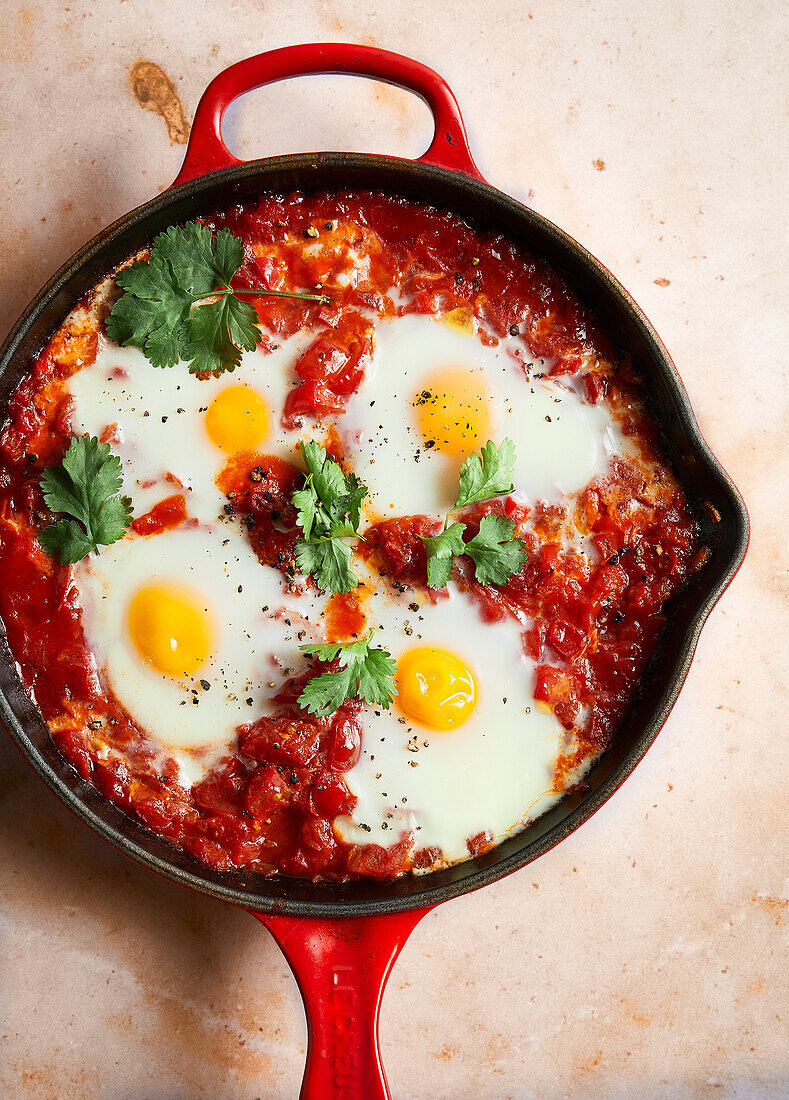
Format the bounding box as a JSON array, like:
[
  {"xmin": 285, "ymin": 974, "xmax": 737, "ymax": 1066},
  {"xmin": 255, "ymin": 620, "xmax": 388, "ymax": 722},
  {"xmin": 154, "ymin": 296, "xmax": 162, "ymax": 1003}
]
[
  {"xmin": 250, "ymin": 908, "xmax": 432, "ymax": 1100},
  {"xmin": 172, "ymin": 42, "xmax": 484, "ymax": 186}
]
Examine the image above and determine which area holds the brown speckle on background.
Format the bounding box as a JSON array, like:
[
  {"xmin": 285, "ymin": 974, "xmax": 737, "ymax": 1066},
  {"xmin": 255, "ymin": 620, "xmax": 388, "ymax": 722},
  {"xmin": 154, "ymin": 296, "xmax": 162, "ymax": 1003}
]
[
  {"xmin": 129, "ymin": 60, "xmax": 190, "ymax": 145},
  {"xmin": 593, "ymin": 159, "xmax": 606, "ymax": 171},
  {"xmin": 751, "ymin": 894, "xmax": 787, "ymax": 925},
  {"xmin": 654, "ymin": 277, "xmax": 671, "ymax": 286}
]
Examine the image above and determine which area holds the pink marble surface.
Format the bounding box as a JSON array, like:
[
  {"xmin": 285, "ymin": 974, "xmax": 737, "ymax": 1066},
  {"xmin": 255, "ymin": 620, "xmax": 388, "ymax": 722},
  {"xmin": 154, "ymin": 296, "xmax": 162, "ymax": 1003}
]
[{"xmin": 0, "ymin": 2, "xmax": 786, "ymax": 1097}]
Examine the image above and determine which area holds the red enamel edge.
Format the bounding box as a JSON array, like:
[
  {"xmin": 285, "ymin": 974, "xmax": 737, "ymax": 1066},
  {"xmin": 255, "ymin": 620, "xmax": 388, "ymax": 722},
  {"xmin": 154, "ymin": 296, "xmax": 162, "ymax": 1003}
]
[
  {"xmin": 251, "ymin": 906, "xmax": 434, "ymax": 1100},
  {"xmin": 172, "ymin": 42, "xmax": 484, "ymax": 187}
]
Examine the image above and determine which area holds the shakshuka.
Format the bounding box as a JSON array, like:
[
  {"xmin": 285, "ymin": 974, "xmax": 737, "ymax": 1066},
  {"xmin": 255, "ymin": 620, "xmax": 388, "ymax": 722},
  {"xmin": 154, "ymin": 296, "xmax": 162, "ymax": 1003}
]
[{"xmin": 0, "ymin": 192, "xmax": 700, "ymax": 879}]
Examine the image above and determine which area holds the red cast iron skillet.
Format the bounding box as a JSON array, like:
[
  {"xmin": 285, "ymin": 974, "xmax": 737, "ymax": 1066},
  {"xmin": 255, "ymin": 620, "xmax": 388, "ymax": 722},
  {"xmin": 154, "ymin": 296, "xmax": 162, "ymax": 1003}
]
[{"xmin": 0, "ymin": 44, "xmax": 748, "ymax": 1098}]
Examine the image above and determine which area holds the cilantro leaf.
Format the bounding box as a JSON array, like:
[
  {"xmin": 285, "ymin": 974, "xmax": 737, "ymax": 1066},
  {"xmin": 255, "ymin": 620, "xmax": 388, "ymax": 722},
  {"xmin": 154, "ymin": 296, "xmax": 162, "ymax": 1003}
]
[
  {"xmin": 154, "ymin": 222, "xmax": 237, "ymax": 292},
  {"xmin": 105, "ymin": 289, "xmax": 181, "ymax": 369},
  {"xmin": 421, "ymin": 522, "xmax": 467, "ymax": 589},
  {"xmin": 418, "ymin": 440, "xmax": 527, "ymax": 589},
  {"xmin": 300, "ymin": 440, "xmax": 347, "ymax": 511},
  {"xmin": 293, "ymin": 442, "xmax": 369, "ymax": 594},
  {"xmin": 224, "ymin": 292, "xmax": 261, "ymax": 352},
  {"xmin": 337, "ymin": 471, "xmax": 367, "ymax": 533},
  {"xmin": 453, "ymin": 438, "xmax": 517, "ymax": 511},
  {"xmin": 38, "ymin": 520, "xmax": 95, "ymax": 566},
  {"xmin": 464, "ymin": 514, "xmax": 527, "ymax": 586},
  {"xmin": 106, "ymin": 221, "xmax": 329, "ymax": 374},
  {"xmin": 355, "ymin": 646, "xmax": 398, "ymax": 706},
  {"xmin": 291, "ymin": 486, "xmax": 317, "ymax": 541},
  {"xmin": 298, "ymin": 665, "xmax": 356, "ymax": 717},
  {"xmin": 92, "ymin": 494, "xmax": 134, "ymax": 547},
  {"xmin": 38, "ymin": 435, "xmax": 133, "ymax": 564},
  {"xmin": 296, "ymin": 538, "xmax": 356, "ymax": 595},
  {"xmin": 142, "ymin": 314, "xmax": 186, "ymax": 371},
  {"xmin": 298, "ymin": 630, "xmax": 398, "ymax": 716},
  {"xmin": 180, "ymin": 294, "xmax": 255, "ymax": 374}
]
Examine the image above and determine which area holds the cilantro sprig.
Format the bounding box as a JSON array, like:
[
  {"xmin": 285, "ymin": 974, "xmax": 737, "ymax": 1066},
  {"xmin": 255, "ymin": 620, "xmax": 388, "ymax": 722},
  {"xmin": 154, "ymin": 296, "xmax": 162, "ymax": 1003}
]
[
  {"xmin": 298, "ymin": 630, "xmax": 397, "ymax": 716},
  {"xmin": 453, "ymin": 438, "xmax": 520, "ymax": 509},
  {"xmin": 293, "ymin": 441, "xmax": 368, "ymax": 594},
  {"xmin": 37, "ymin": 435, "xmax": 133, "ymax": 564},
  {"xmin": 421, "ymin": 439, "xmax": 528, "ymax": 589},
  {"xmin": 106, "ymin": 221, "xmax": 329, "ymax": 374}
]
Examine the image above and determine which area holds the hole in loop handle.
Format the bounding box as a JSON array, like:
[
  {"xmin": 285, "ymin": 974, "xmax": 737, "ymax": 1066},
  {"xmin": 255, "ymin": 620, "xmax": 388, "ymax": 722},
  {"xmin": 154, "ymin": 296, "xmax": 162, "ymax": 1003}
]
[
  {"xmin": 173, "ymin": 43, "xmax": 484, "ymax": 187},
  {"xmin": 252, "ymin": 906, "xmax": 433, "ymax": 1100}
]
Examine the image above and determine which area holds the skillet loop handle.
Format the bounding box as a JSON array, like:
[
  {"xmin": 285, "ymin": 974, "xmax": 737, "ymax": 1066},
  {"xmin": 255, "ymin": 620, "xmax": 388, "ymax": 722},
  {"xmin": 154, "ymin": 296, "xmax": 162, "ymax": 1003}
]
[
  {"xmin": 173, "ymin": 42, "xmax": 484, "ymax": 187},
  {"xmin": 252, "ymin": 908, "xmax": 431, "ymax": 1100}
]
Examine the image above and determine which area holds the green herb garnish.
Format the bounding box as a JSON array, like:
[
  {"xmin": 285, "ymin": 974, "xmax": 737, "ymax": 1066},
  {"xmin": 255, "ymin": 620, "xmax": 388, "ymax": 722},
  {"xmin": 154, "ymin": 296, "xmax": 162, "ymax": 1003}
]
[
  {"xmin": 298, "ymin": 630, "xmax": 397, "ymax": 716},
  {"xmin": 421, "ymin": 521, "xmax": 467, "ymax": 589},
  {"xmin": 293, "ymin": 441, "xmax": 368, "ymax": 594},
  {"xmin": 453, "ymin": 438, "xmax": 520, "ymax": 509},
  {"xmin": 464, "ymin": 513, "xmax": 528, "ymax": 585},
  {"xmin": 106, "ymin": 221, "xmax": 329, "ymax": 374},
  {"xmin": 421, "ymin": 438, "xmax": 527, "ymax": 589},
  {"xmin": 37, "ymin": 435, "xmax": 132, "ymax": 564}
]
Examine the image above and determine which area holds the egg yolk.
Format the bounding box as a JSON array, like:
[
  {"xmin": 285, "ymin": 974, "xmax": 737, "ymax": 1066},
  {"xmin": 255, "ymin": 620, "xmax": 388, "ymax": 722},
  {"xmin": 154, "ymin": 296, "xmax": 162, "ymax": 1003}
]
[
  {"xmin": 127, "ymin": 584, "xmax": 214, "ymax": 676},
  {"xmin": 205, "ymin": 385, "xmax": 269, "ymax": 453},
  {"xmin": 413, "ymin": 368, "xmax": 492, "ymax": 458},
  {"xmin": 395, "ymin": 647, "xmax": 477, "ymax": 730}
]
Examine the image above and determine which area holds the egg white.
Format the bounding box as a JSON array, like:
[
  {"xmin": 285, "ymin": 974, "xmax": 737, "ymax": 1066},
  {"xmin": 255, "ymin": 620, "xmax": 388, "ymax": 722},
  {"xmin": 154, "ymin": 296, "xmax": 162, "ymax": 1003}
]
[
  {"xmin": 75, "ymin": 525, "xmax": 317, "ymax": 755},
  {"xmin": 341, "ymin": 312, "xmax": 622, "ymax": 519},
  {"xmin": 68, "ymin": 334, "xmax": 316, "ymax": 524},
  {"xmin": 331, "ymin": 577, "xmax": 575, "ymax": 864},
  {"xmin": 69, "ymin": 314, "xmax": 622, "ymax": 533}
]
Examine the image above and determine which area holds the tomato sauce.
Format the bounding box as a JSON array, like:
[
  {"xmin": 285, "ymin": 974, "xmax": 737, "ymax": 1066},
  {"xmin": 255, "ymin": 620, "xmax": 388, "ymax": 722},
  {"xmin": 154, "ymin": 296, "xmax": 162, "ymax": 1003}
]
[{"xmin": 0, "ymin": 192, "xmax": 698, "ymax": 879}]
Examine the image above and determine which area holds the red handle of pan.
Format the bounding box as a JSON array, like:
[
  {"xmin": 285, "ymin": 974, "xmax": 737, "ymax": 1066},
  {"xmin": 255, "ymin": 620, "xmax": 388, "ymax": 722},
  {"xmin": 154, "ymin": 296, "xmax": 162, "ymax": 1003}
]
[
  {"xmin": 251, "ymin": 907, "xmax": 434, "ymax": 1099},
  {"xmin": 172, "ymin": 42, "xmax": 484, "ymax": 187}
]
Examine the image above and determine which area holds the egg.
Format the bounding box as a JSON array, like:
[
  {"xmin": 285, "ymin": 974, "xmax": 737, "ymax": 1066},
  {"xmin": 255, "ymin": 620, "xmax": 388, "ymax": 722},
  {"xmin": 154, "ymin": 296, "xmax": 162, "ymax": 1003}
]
[
  {"xmin": 326, "ymin": 574, "xmax": 578, "ymax": 864},
  {"xmin": 127, "ymin": 581, "xmax": 214, "ymax": 676},
  {"xmin": 341, "ymin": 312, "xmax": 623, "ymax": 519},
  {"xmin": 395, "ymin": 645, "xmax": 477, "ymax": 730},
  {"xmin": 67, "ymin": 334, "xmax": 316, "ymax": 524},
  {"xmin": 74, "ymin": 525, "xmax": 316, "ymax": 755},
  {"xmin": 204, "ymin": 383, "xmax": 271, "ymax": 453}
]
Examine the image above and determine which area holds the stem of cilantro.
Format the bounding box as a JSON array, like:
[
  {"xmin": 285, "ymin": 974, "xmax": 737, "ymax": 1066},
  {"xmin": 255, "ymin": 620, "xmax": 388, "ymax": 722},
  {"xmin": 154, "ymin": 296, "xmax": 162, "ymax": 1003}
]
[
  {"xmin": 232, "ymin": 287, "xmax": 331, "ymax": 303},
  {"xmin": 313, "ymin": 531, "xmax": 367, "ymax": 544},
  {"xmin": 190, "ymin": 287, "xmax": 330, "ymax": 305}
]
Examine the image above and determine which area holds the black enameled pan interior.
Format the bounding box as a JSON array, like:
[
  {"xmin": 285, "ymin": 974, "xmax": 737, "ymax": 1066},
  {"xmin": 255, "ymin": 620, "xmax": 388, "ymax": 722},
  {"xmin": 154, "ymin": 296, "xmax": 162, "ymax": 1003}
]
[{"xmin": 0, "ymin": 155, "xmax": 749, "ymax": 915}]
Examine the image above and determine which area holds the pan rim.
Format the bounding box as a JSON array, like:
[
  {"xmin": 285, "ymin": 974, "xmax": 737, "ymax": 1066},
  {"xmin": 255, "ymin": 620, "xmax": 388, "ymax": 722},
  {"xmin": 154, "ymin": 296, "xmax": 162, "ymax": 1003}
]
[{"xmin": 0, "ymin": 152, "xmax": 750, "ymax": 916}]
